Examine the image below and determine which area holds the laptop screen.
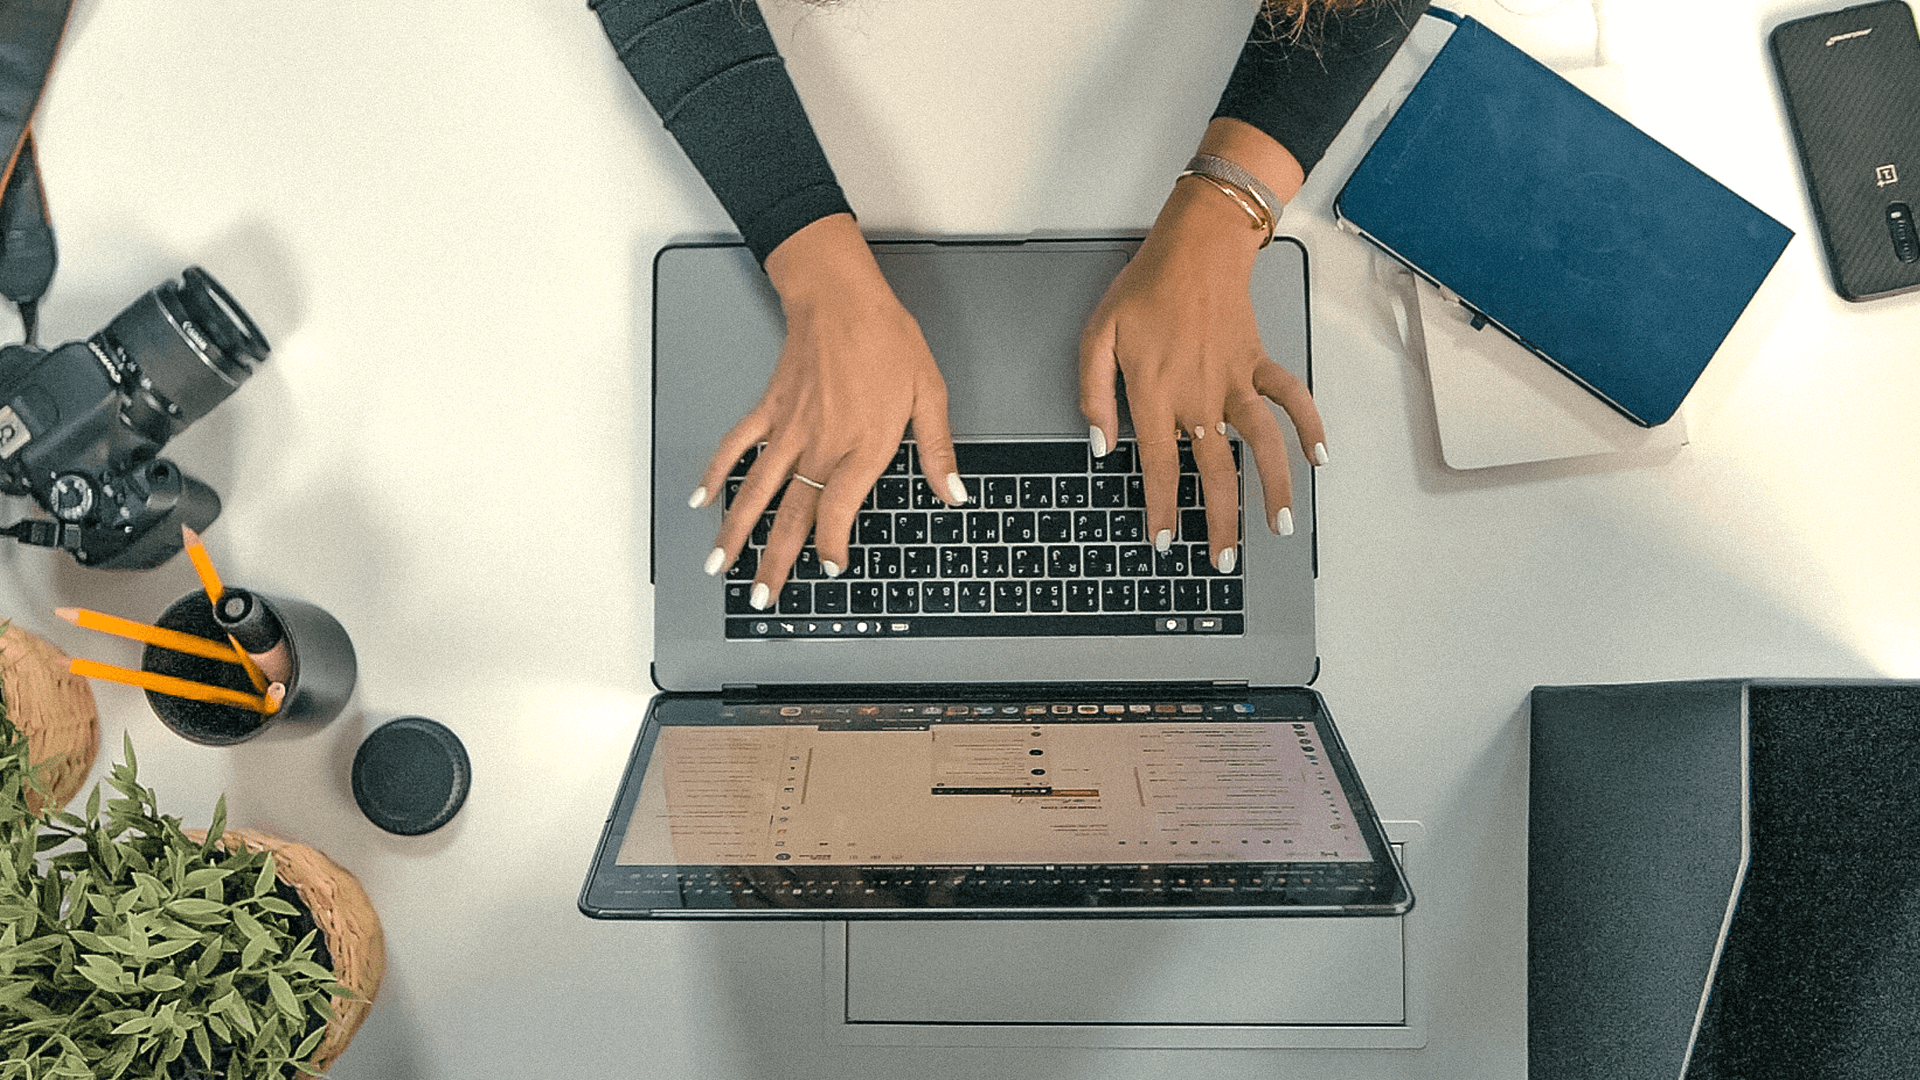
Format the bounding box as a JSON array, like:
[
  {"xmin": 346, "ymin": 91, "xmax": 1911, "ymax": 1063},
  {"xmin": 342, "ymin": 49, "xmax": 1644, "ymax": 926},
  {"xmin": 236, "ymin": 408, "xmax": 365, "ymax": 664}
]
[{"xmin": 580, "ymin": 687, "xmax": 1412, "ymax": 918}]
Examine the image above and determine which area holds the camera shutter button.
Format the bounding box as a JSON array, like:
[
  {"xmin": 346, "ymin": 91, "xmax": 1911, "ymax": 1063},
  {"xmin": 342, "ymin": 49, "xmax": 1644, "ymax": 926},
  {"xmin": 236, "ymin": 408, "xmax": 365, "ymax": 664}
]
[{"xmin": 49, "ymin": 474, "xmax": 95, "ymax": 522}]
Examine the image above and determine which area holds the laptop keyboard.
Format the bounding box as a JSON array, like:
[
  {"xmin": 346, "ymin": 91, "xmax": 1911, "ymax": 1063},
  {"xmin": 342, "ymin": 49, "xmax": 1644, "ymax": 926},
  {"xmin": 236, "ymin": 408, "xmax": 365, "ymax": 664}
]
[{"xmin": 722, "ymin": 439, "xmax": 1245, "ymax": 639}]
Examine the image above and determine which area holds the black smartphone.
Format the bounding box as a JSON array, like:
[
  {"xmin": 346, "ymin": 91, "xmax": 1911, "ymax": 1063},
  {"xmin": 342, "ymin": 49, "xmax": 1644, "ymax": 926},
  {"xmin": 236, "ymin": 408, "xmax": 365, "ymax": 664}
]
[{"xmin": 1770, "ymin": 1, "xmax": 1920, "ymax": 301}]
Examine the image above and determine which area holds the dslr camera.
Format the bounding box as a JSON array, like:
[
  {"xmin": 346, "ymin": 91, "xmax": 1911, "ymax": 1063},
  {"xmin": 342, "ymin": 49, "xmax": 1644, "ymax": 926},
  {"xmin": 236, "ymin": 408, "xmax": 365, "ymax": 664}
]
[{"xmin": 0, "ymin": 267, "xmax": 268, "ymax": 569}]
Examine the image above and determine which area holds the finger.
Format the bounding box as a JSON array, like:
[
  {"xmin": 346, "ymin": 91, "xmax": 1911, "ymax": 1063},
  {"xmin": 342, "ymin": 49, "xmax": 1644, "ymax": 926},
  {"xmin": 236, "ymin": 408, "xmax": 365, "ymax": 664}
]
[
  {"xmin": 1076, "ymin": 314, "xmax": 1124, "ymax": 460},
  {"xmin": 1129, "ymin": 407, "xmax": 1180, "ymax": 557},
  {"xmin": 709, "ymin": 438, "xmax": 800, "ymax": 576},
  {"xmin": 812, "ymin": 444, "xmax": 892, "ymax": 576},
  {"xmin": 691, "ymin": 409, "xmax": 774, "ymax": 511},
  {"xmin": 907, "ymin": 374, "xmax": 969, "ymax": 506},
  {"xmin": 1253, "ymin": 358, "xmax": 1328, "ymax": 465},
  {"xmin": 750, "ymin": 481, "xmax": 819, "ymax": 610},
  {"xmin": 1190, "ymin": 420, "xmax": 1241, "ymax": 570},
  {"xmin": 1226, "ymin": 393, "xmax": 1296, "ymax": 537}
]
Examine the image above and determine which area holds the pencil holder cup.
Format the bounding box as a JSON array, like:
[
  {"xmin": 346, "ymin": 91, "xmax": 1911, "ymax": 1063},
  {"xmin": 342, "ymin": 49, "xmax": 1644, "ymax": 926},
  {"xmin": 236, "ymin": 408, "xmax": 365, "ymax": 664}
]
[{"xmin": 142, "ymin": 590, "xmax": 357, "ymax": 746}]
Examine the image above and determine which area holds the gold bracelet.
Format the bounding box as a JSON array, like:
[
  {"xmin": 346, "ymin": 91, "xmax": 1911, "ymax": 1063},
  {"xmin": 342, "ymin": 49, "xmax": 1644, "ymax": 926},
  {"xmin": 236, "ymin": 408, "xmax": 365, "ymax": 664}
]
[{"xmin": 1176, "ymin": 171, "xmax": 1275, "ymax": 248}]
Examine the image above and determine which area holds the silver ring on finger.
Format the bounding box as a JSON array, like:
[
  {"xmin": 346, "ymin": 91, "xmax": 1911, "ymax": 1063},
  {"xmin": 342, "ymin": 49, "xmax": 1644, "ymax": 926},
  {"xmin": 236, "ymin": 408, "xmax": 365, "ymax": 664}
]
[{"xmin": 791, "ymin": 472, "xmax": 827, "ymax": 491}]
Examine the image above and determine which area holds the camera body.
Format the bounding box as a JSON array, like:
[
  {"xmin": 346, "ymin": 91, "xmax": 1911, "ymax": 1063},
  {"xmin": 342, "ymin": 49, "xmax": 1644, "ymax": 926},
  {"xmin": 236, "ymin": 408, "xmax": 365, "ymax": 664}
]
[{"xmin": 0, "ymin": 267, "xmax": 268, "ymax": 569}]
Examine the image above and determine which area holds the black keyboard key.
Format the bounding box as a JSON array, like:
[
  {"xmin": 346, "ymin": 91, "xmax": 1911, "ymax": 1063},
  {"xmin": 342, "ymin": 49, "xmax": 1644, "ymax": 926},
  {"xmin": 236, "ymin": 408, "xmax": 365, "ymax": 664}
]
[
  {"xmin": 875, "ymin": 477, "xmax": 911, "ymax": 509},
  {"xmin": 815, "ymin": 582, "xmax": 848, "ymax": 614},
  {"xmin": 1210, "ymin": 579, "xmax": 1244, "ymax": 611},
  {"xmin": 1091, "ymin": 441, "xmax": 1134, "ymax": 473},
  {"xmin": 725, "ymin": 582, "xmax": 754, "ymax": 614},
  {"xmin": 1092, "ymin": 475, "xmax": 1128, "ymax": 507},
  {"xmin": 1180, "ymin": 508, "xmax": 1208, "ymax": 543},
  {"xmin": 793, "ymin": 548, "xmax": 824, "ymax": 580},
  {"xmin": 1177, "ymin": 475, "xmax": 1199, "ymax": 507},
  {"xmin": 724, "ymin": 477, "xmax": 744, "ymax": 507},
  {"xmin": 886, "ymin": 582, "xmax": 920, "ymax": 614},
  {"xmin": 993, "ymin": 581, "xmax": 1028, "ymax": 612},
  {"xmin": 884, "ymin": 445, "xmax": 912, "ymax": 475},
  {"xmin": 1174, "ymin": 580, "xmax": 1208, "ymax": 612},
  {"xmin": 1110, "ymin": 510, "xmax": 1144, "ymax": 543},
  {"xmin": 922, "ymin": 582, "xmax": 955, "ymax": 613},
  {"xmin": 1137, "ymin": 580, "xmax": 1172, "ymax": 611},
  {"xmin": 1127, "ymin": 475, "xmax": 1147, "ymax": 508},
  {"xmin": 1020, "ymin": 477, "xmax": 1054, "ymax": 508},
  {"xmin": 1066, "ymin": 581, "xmax": 1101, "ymax": 612},
  {"xmin": 976, "ymin": 547, "xmax": 1009, "ymax": 578},
  {"xmin": 940, "ymin": 547, "xmax": 974, "ymax": 579},
  {"xmin": 729, "ymin": 445, "xmax": 761, "ymax": 477},
  {"xmin": 982, "ymin": 477, "xmax": 1017, "ymax": 508},
  {"xmin": 966, "ymin": 512, "xmax": 1000, "ymax": 545},
  {"xmin": 1046, "ymin": 545, "xmax": 1081, "ymax": 578},
  {"xmin": 726, "ymin": 546, "xmax": 757, "ymax": 581},
  {"xmin": 851, "ymin": 583, "xmax": 884, "ymax": 614},
  {"xmin": 1038, "ymin": 511, "xmax": 1072, "ymax": 543},
  {"xmin": 911, "ymin": 483, "xmax": 945, "ymax": 510},
  {"xmin": 930, "ymin": 512, "xmax": 965, "ymax": 544},
  {"xmin": 1101, "ymin": 580, "xmax": 1136, "ymax": 612},
  {"xmin": 1119, "ymin": 545, "xmax": 1154, "ymax": 576},
  {"xmin": 1191, "ymin": 543, "xmax": 1230, "ymax": 576},
  {"xmin": 1030, "ymin": 581, "xmax": 1063, "ymax": 612},
  {"xmin": 752, "ymin": 513, "xmax": 775, "ymax": 546},
  {"xmin": 895, "ymin": 512, "xmax": 929, "ymax": 544},
  {"xmin": 957, "ymin": 581, "xmax": 992, "ymax": 612},
  {"xmin": 904, "ymin": 547, "xmax": 939, "ymax": 578},
  {"xmin": 866, "ymin": 547, "xmax": 902, "ymax": 579},
  {"xmin": 778, "ymin": 583, "xmax": 811, "ymax": 614},
  {"xmin": 1153, "ymin": 545, "xmax": 1189, "ymax": 577},
  {"xmin": 1073, "ymin": 511, "xmax": 1108, "ymax": 543},
  {"xmin": 1002, "ymin": 511, "xmax": 1036, "ymax": 543},
  {"xmin": 1056, "ymin": 477, "xmax": 1089, "ymax": 508},
  {"xmin": 1011, "ymin": 546, "xmax": 1047, "ymax": 578},
  {"xmin": 1083, "ymin": 545, "xmax": 1118, "ymax": 577},
  {"xmin": 857, "ymin": 512, "xmax": 893, "ymax": 545}
]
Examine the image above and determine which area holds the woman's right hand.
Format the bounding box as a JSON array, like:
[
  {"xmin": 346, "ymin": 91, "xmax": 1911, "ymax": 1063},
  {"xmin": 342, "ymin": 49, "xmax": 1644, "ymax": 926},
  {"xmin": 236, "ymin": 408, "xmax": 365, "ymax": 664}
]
[{"xmin": 691, "ymin": 214, "xmax": 968, "ymax": 608}]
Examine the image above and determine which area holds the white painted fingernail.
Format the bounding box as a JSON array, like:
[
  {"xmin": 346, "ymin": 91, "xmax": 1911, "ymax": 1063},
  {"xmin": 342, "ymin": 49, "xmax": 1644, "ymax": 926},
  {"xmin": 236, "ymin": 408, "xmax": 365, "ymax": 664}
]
[
  {"xmin": 749, "ymin": 583, "xmax": 772, "ymax": 610},
  {"xmin": 1193, "ymin": 425, "xmax": 1205, "ymax": 440},
  {"xmin": 946, "ymin": 472, "xmax": 969, "ymax": 504},
  {"xmin": 1313, "ymin": 442, "xmax": 1329, "ymax": 466},
  {"xmin": 821, "ymin": 560, "xmax": 842, "ymax": 578},
  {"xmin": 1216, "ymin": 422, "xmax": 1229, "ymax": 435},
  {"xmin": 688, "ymin": 486, "xmax": 711, "ymax": 509},
  {"xmin": 703, "ymin": 547, "xmax": 726, "ymax": 576},
  {"xmin": 1274, "ymin": 507, "xmax": 1294, "ymax": 537},
  {"xmin": 1090, "ymin": 425, "xmax": 1109, "ymax": 458},
  {"xmin": 1216, "ymin": 547, "xmax": 1237, "ymax": 574},
  {"xmin": 1155, "ymin": 529, "xmax": 1173, "ymax": 553}
]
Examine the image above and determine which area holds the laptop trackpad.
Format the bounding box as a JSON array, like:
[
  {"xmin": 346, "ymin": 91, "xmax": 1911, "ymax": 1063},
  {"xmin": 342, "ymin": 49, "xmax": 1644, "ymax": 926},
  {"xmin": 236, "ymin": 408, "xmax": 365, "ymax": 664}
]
[{"xmin": 876, "ymin": 243, "xmax": 1135, "ymax": 438}]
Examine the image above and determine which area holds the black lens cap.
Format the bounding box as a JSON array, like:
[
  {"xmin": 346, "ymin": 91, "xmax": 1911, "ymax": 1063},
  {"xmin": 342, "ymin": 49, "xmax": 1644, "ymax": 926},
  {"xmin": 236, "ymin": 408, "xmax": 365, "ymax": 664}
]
[{"xmin": 352, "ymin": 717, "xmax": 470, "ymax": 835}]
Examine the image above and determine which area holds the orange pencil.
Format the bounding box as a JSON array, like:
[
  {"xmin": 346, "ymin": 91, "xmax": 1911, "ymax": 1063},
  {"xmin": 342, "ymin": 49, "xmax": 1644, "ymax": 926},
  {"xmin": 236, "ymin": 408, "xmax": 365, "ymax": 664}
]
[
  {"xmin": 227, "ymin": 634, "xmax": 270, "ymax": 694},
  {"xmin": 69, "ymin": 658, "xmax": 274, "ymax": 713},
  {"xmin": 56, "ymin": 607, "xmax": 248, "ymax": 666},
  {"xmin": 180, "ymin": 525, "xmax": 224, "ymax": 603}
]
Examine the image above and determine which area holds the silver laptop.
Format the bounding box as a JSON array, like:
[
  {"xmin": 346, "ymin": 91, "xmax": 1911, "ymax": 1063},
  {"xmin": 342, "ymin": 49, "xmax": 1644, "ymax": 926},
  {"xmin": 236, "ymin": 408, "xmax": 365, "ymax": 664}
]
[{"xmin": 580, "ymin": 236, "xmax": 1413, "ymax": 919}]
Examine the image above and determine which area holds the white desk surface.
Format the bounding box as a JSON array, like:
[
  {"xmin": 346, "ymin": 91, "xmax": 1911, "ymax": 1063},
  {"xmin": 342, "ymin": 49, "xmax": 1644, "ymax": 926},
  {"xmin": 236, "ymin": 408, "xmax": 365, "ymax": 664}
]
[{"xmin": 3, "ymin": 1, "xmax": 1916, "ymax": 1077}]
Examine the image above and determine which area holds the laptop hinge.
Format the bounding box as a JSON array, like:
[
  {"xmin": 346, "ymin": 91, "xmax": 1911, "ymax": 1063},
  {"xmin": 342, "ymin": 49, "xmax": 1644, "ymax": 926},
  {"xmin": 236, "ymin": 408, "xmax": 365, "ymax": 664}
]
[{"xmin": 711, "ymin": 680, "xmax": 1258, "ymax": 704}]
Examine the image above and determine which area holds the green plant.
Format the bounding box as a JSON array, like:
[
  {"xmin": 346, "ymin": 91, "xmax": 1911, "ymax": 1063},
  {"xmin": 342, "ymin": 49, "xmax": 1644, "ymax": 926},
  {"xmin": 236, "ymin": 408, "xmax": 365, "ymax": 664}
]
[{"xmin": 1, "ymin": 713, "xmax": 347, "ymax": 1079}]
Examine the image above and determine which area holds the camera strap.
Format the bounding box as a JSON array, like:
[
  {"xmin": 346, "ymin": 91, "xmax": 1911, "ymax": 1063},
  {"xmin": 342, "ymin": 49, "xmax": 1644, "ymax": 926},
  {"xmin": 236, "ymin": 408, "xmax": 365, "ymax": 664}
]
[{"xmin": 0, "ymin": 0, "xmax": 74, "ymax": 340}]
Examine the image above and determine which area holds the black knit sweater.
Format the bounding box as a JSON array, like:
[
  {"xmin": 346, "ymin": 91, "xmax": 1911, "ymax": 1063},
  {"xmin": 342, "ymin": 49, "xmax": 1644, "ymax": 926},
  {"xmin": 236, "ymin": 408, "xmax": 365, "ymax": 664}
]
[{"xmin": 592, "ymin": 0, "xmax": 1428, "ymax": 262}]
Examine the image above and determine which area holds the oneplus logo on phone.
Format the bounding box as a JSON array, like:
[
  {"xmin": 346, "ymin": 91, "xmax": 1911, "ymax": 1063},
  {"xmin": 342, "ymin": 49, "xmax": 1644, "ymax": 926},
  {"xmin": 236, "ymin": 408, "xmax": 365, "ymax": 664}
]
[{"xmin": 1876, "ymin": 164, "xmax": 1899, "ymax": 187}]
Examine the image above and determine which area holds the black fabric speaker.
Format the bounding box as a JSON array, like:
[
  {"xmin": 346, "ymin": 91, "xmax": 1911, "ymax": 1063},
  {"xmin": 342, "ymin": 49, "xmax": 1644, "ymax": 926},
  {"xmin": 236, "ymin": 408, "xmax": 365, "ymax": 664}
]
[{"xmin": 1528, "ymin": 680, "xmax": 1920, "ymax": 1079}]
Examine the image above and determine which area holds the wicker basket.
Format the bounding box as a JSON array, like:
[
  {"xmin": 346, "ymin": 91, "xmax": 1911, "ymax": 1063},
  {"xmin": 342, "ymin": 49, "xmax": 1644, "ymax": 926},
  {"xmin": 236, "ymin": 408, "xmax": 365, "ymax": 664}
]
[
  {"xmin": 0, "ymin": 622, "xmax": 99, "ymax": 814},
  {"xmin": 191, "ymin": 828, "xmax": 388, "ymax": 1072}
]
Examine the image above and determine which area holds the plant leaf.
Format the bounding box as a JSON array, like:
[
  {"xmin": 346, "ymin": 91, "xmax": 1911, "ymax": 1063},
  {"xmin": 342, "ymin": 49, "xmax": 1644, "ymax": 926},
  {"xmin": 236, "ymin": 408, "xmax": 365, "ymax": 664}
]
[
  {"xmin": 164, "ymin": 897, "xmax": 226, "ymax": 921},
  {"xmin": 267, "ymin": 969, "xmax": 301, "ymax": 1018},
  {"xmin": 140, "ymin": 971, "xmax": 186, "ymax": 992}
]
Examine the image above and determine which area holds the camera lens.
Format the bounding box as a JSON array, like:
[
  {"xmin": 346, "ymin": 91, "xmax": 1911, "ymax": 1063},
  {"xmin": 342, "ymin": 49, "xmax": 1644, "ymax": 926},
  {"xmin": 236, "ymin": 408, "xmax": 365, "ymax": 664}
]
[{"xmin": 97, "ymin": 267, "xmax": 270, "ymax": 433}]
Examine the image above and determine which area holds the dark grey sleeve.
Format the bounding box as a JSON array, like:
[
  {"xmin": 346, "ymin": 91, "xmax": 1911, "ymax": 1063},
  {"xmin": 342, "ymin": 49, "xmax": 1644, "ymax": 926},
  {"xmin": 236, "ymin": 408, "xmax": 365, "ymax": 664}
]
[
  {"xmin": 1213, "ymin": 0, "xmax": 1429, "ymax": 177},
  {"xmin": 591, "ymin": 0, "xmax": 852, "ymax": 263}
]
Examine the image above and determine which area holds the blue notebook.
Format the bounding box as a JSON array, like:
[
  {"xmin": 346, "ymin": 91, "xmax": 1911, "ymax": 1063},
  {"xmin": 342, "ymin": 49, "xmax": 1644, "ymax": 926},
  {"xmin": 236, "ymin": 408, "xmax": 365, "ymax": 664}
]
[{"xmin": 1335, "ymin": 11, "xmax": 1793, "ymax": 428}]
